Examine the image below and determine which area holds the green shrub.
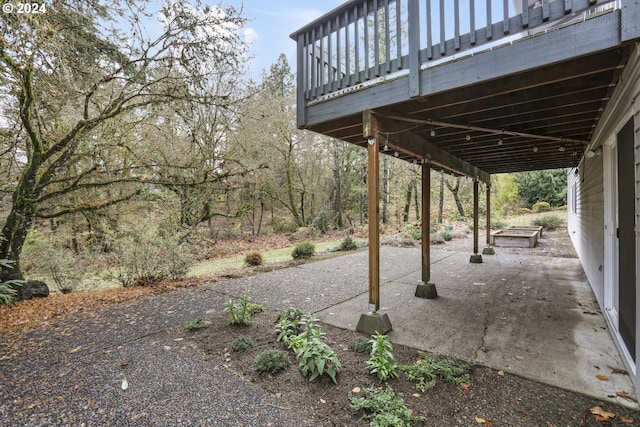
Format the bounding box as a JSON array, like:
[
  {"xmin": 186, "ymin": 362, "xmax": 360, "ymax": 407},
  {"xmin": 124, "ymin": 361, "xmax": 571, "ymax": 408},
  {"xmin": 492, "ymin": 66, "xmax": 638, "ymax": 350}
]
[
  {"xmin": 230, "ymin": 335, "xmax": 254, "ymax": 352},
  {"xmin": 292, "ymin": 242, "xmax": 315, "ymax": 259},
  {"xmin": 224, "ymin": 295, "xmax": 264, "ymax": 325},
  {"xmin": 338, "ymin": 236, "xmax": 358, "ymax": 251},
  {"xmin": 350, "ymin": 386, "xmax": 424, "ymax": 427},
  {"xmin": 400, "ymin": 352, "xmax": 472, "ymax": 391},
  {"xmin": 532, "ymin": 201, "xmax": 552, "ymax": 213},
  {"xmin": 367, "ymin": 332, "xmax": 398, "ymax": 382},
  {"xmin": 255, "ymin": 350, "xmax": 290, "ymax": 374},
  {"xmin": 113, "ymin": 223, "xmax": 194, "ymax": 287},
  {"xmin": 311, "ymin": 211, "xmax": 329, "ymax": 234},
  {"xmin": 244, "ymin": 251, "xmax": 264, "ymax": 267},
  {"xmin": 440, "ymin": 231, "xmax": 453, "ymax": 241},
  {"xmin": 0, "ymin": 259, "xmax": 22, "ymax": 307},
  {"xmin": 349, "ymin": 337, "xmax": 373, "ymax": 354},
  {"xmin": 184, "ymin": 317, "xmax": 207, "ymax": 331},
  {"xmin": 275, "ymin": 307, "xmax": 305, "ymax": 344},
  {"xmin": 491, "ymin": 219, "xmax": 508, "ymax": 229},
  {"xmin": 272, "ymin": 216, "xmax": 297, "ymax": 233},
  {"xmin": 532, "ymin": 215, "xmax": 563, "ymax": 230},
  {"xmin": 410, "ymin": 228, "xmax": 422, "ymax": 241}
]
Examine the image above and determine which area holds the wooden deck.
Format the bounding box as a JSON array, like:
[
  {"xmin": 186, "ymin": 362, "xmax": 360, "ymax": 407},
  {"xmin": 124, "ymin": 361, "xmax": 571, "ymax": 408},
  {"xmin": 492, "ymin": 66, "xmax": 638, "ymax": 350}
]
[{"xmin": 291, "ymin": 0, "xmax": 640, "ymax": 176}]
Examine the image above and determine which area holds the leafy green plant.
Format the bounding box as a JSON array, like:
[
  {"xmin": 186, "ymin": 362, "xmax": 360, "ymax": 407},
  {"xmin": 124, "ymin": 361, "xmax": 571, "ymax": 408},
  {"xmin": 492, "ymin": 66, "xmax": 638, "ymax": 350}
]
[
  {"xmin": 284, "ymin": 314, "xmax": 341, "ymax": 383},
  {"xmin": 274, "ymin": 307, "xmax": 304, "ymax": 344},
  {"xmin": 350, "ymin": 386, "xmax": 424, "ymax": 427},
  {"xmin": 230, "ymin": 335, "xmax": 254, "ymax": 352},
  {"xmin": 532, "ymin": 214, "xmax": 562, "ymax": 231},
  {"xmin": 0, "ymin": 259, "xmax": 23, "ymax": 307},
  {"xmin": 532, "ymin": 201, "xmax": 552, "ymax": 213},
  {"xmin": 367, "ymin": 332, "xmax": 398, "ymax": 382},
  {"xmin": 292, "ymin": 242, "xmax": 315, "ymax": 259},
  {"xmin": 224, "ymin": 295, "xmax": 264, "ymax": 325},
  {"xmin": 349, "ymin": 337, "xmax": 373, "ymax": 354},
  {"xmin": 440, "ymin": 231, "xmax": 453, "ymax": 241},
  {"xmin": 184, "ymin": 317, "xmax": 207, "ymax": 330},
  {"xmin": 400, "ymin": 352, "xmax": 473, "ymax": 391},
  {"xmin": 311, "ymin": 211, "xmax": 328, "ymax": 234},
  {"xmin": 254, "ymin": 350, "xmax": 290, "ymax": 374},
  {"xmin": 338, "ymin": 236, "xmax": 358, "ymax": 251},
  {"xmin": 244, "ymin": 251, "xmax": 264, "ymax": 267}
]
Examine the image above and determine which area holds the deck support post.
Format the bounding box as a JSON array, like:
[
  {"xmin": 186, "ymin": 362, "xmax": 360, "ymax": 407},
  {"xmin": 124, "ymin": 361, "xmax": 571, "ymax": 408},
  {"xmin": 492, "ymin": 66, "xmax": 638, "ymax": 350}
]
[
  {"xmin": 357, "ymin": 111, "xmax": 392, "ymax": 335},
  {"xmin": 483, "ymin": 183, "xmax": 495, "ymax": 255},
  {"xmin": 470, "ymin": 177, "xmax": 483, "ymax": 263},
  {"xmin": 416, "ymin": 159, "xmax": 437, "ymax": 299}
]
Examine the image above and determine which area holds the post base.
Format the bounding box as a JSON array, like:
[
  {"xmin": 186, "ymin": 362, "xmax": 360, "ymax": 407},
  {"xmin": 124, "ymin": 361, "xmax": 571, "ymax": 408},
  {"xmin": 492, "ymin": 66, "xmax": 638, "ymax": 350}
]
[
  {"xmin": 482, "ymin": 247, "xmax": 496, "ymax": 255},
  {"xmin": 470, "ymin": 254, "xmax": 483, "ymax": 263},
  {"xmin": 356, "ymin": 312, "xmax": 392, "ymax": 335},
  {"xmin": 415, "ymin": 282, "xmax": 438, "ymax": 299}
]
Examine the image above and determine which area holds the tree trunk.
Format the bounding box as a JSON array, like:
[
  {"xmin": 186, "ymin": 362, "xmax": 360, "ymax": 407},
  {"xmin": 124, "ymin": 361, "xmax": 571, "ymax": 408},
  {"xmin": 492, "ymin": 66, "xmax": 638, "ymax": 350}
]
[
  {"xmin": 438, "ymin": 171, "xmax": 445, "ymax": 223},
  {"xmin": 0, "ymin": 202, "xmax": 34, "ymax": 282},
  {"xmin": 382, "ymin": 156, "xmax": 390, "ymax": 224},
  {"xmin": 402, "ymin": 181, "xmax": 412, "ymax": 223},
  {"xmin": 413, "ymin": 172, "xmax": 419, "ymax": 221},
  {"xmin": 446, "ymin": 176, "xmax": 465, "ymax": 218}
]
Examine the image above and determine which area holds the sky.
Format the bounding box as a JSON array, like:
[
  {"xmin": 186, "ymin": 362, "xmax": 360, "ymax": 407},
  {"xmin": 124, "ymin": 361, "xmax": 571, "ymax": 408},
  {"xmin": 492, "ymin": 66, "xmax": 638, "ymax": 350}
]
[{"xmin": 224, "ymin": 0, "xmax": 346, "ymax": 80}]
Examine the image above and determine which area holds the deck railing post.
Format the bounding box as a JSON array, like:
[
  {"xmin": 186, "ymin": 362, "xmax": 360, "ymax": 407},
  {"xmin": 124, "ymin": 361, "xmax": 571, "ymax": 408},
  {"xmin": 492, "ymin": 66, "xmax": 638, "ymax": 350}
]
[
  {"xmin": 408, "ymin": 0, "xmax": 420, "ymax": 97},
  {"xmin": 295, "ymin": 35, "xmax": 306, "ymax": 128}
]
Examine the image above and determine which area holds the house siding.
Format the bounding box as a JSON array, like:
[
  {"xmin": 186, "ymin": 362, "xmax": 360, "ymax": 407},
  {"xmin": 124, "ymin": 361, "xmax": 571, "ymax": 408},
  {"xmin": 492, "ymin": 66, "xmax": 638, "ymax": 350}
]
[{"xmin": 569, "ymin": 43, "xmax": 640, "ymax": 395}]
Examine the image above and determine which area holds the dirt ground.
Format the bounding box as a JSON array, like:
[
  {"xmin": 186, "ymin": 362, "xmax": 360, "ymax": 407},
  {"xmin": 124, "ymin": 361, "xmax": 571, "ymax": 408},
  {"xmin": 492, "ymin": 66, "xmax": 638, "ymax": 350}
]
[{"xmin": 192, "ymin": 303, "xmax": 639, "ymax": 427}]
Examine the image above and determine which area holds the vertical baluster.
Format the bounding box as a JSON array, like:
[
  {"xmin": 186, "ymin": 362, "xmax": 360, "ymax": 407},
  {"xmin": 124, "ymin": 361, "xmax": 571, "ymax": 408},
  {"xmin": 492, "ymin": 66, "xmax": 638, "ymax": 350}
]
[
  {"xmin": 521, "ymin": 0, "xmax": 529, "ymax": 28},
  {"xmin": 503, "ymin": 0, "xmax": 509, "ymax": 34},
  {"xmin": 384, "ymin": 0, "xmax": 391, "ymax": 73},
  {"xmin": 327, "ymin": 20, "xmax": 333, "ymax": 92},
  {"xmin": 374, "ymin": 0, "xmax": 380, "ymax": 77},
  {"xmin": 336, "ymin": 15, "xmax": 342, "ymax": 90},
  {"xmin": 564, "ymin": 0, "xmax": 572, "ymax": 13},
  {"xmin": 302, "ymin": 32, "xmax": 309, "ymax": 101},
  {"xmin": 319, "ymin": 24, "xmax": 325, "ymax": 95},
  {"xmin": 426, "ymin": 0, "xmax": 433, "ymax": 59},
  {"xmin": 439, "ymin": 0, "xmax": 445, "ymax": 55},
  {"xmin": 355, "ymin": 4, "xmax": 361, "ymax": 83},
  {"xmin": 364, "ymin": 0, "xmax": 370, "ymax": 79},
  {"xmin": 311, "ymin": 28, "xmax": 317, "ymax": 98},
  {"xmin": 408, "ymin": 0, "xmax": 420, "ymax": 97},
  {"xmin": 454, "ymin": 0, "xmax": 460, "ymax": 51},
  {"xmin": 486, "ymin": 0, "xmax": 493, "ymax": 40},
  {"xmin": 470, "ymin": 0, "xmax": 476, "ymax": 45},
  {"xmin": 345, "ymin": 10, "xmax": 351, "ymax": 86},
  {"xmin": 542, "ymin": 0, "xmax": 550, "ymax": 21},
  {"xmin": 396, "ymin": 0, "xmax": 402, "ymax": 68}
]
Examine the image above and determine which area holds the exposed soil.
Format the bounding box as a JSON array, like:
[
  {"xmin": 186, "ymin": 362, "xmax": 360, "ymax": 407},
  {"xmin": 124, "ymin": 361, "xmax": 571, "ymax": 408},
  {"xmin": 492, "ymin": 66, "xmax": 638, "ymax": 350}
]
[{"xmin": 192, "ymin": 306, "xmax": 639, "ymax": 426}]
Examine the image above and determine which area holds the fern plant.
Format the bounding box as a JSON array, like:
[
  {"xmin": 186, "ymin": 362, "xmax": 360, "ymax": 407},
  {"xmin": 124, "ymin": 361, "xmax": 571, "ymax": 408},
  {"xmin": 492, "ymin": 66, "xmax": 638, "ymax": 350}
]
[
  {"xmin": 367, "ymin": 332, "xmax": 398, "ymax": 382},
  {"xmin": 0, "ymin": 259, "xmax": 23, "ymax": 307}
]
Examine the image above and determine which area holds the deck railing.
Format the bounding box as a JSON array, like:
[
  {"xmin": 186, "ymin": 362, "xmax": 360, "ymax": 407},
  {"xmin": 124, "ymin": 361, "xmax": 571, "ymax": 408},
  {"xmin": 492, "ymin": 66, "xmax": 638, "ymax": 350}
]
[{"xmin": 291, "ymin": 0, "xmax": 614, "ymax": 113}]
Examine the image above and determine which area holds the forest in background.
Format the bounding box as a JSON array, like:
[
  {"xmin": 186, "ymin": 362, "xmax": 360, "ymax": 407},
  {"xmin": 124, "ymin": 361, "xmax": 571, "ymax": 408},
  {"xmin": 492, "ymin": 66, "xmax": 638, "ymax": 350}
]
[{"xmin": 0, "ymin": 0, "xmax": 567, "ymax": 304}]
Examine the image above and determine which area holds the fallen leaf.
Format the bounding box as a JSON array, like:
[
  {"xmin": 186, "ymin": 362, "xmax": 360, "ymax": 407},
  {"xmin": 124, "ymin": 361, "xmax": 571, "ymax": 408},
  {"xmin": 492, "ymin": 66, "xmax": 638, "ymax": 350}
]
[
  {"xmin": 620, "ymin": 416, "xmax": 634, "ymax": 424},
  {"xmin": 319, "ymin": 399, "xmax": 326, "ymax": 404},
  {"xmin": 596, "ymin": 374, "xmax": 609, "ymax": 381},
  {"xmin": 590, "ymin": 406, "xmax": 615, "ymax": 420},
  {"xmin": 412, "ymin": 393, "xmax": 421, "ymax": 397},
  {"xmin": 120, "ymin": 363, "xmax": 129, "ymax": 370},
  {"xmin": 352, "ymin": 387, "xmax": 361, "ymax": 393},
  {"xmin": 515, "ymin": 355, "xmax": 525, "ymax": 360},
  {"xmin": 498, "ymin": 370, "xmax": 505, "ymax": 377},
  {"xmin": 475, "ymin": 416, "xmax": 492, "ymax": 426},
  {"xmin": 163, "ymin": 346, "xmax": 171, "ymax": 350},
  {"xmin": 615, "ymin": 391, "xmax": 635, "ymax": 401},
  {"xmin": 459, "ymin": 383, "xmax": 470, "ymax": 390},
  {"xmin": 121, "ymin": 378, "xmax": 129, "ymax": 390},
  {"xmin": 610, "ymin": 367, "xmax": 629, "ymax": 375}
]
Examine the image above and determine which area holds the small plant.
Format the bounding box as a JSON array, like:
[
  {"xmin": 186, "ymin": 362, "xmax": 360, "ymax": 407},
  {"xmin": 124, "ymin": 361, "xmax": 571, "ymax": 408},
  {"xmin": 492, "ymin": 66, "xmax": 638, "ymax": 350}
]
[
  {"xmin": 400, "ymin": 352, "xmax": 473, "ymax": 391},
  {"xmin": 338, "ymin": 236, "xmax": 358, "ymax": 251},
  {"xmin": 230, "ymin": 335, "xmax": 254, "ymax": 352},
  {"xmin": 0, "ymin": 259, "xmax": 23, "ymax": 306},
  {"xmin": 532, "ymin": 214, "xmax": 562, "ymax": 230},
  {"xmin": 275, "ymin": 307, "xmax": 305, "ymax": 344},
  {"xmin": 311, "ymin": 211, "xmax": 329, "ymax": 234},
  {"xmin": 244, "ymin": 251, "xmax": 264, "ymax": 267},
  {"xmin": 350, "ymin": 386, "xmax": 424, "ymax": 427},
  {"xmin": 349, "ymin": 336, "xmax": 373, "ymax": 354},
  {"xmin": 224, "ymin": 295, "xmax": 264, "ymax": 325},
  {"xmin": 410, "ymin": 228, "xmax": 422, "ymax": 241},
  {"xmin": 184, "ymin": 317, "xmax": 207, "ymax": 330},
  {"xmin": 440, "ymin": 231, "xmax": 453, "ymax": 241},
  {"xmin": 532, "ymin": 201, "xmax": 552, "ymax": 213},
  {"xmin": 492, "ymin": 219, "xmax": 508, "ymax": 229},
  {"xmin": 292, "ymin": 241, "xmax": 315, "ymax": 259},
  {"xmin": 367, "ymin": 332, "xmax": 398, "ymax": 382},
  {"xmin": 254, "ymin": 350, "xmax": 290, "ymax": 374}
]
